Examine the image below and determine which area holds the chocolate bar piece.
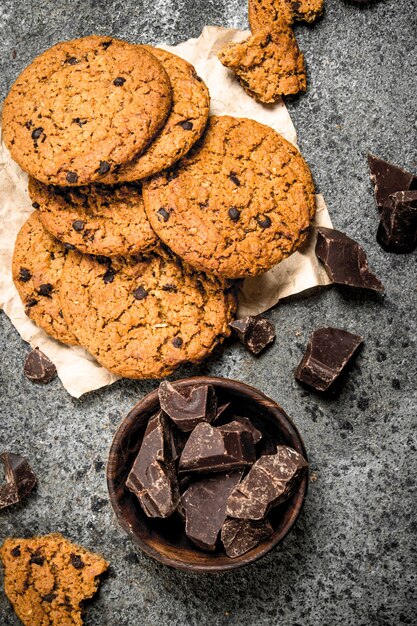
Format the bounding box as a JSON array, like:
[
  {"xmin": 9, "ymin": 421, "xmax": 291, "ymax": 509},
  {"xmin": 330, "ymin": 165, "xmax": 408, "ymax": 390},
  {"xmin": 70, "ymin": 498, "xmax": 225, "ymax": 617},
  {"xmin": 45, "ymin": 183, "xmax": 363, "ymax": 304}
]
[
  {"xmin": 213, "ymin": 402, "xmax": 232, "ymax": 423},
  {"xmin": 229, "ymin": 316, "xmax": 275, "ymax": 355},
  {"xmin": 158, "ymin": 381, "xmax": 217, "ymax": 432},
  {"xmin": 295, "ymin": 327, "xmax": 363, "ymax": 392},
  {"xmin": 182, "ymin": 471, "xmax": 243, "ymax": 551},
  {"xmin": 368, "ymin": 154, "xmax": 417, "ymax": 209},
  {"xmin": 0, "ymin": 452, "xmax": 37, "ymax": 509},
  {"xmin": 178, "ymin": 422, "xmax": 256, "ymax": 474},
  {"xmin": 221, "ymin": 518, "xmax": 274, "ymax": 558},
  {"xmin": 226, "ymin": 446, "xmax": 308, "ymax": 520},
  {"xmin": 316, "ymin": 227, "xmax": 384, "ymax": 292},
  {"xmin": 219, "ymin": 417, "xmax": 262, "ymax": 445},
  {"xmin": 377, "ymin": 191, "xmax": 417, "ymax": 253},
  {"xmin": 23, "ymin": 348, "xmax": 57, "ymax": 384},
  {"xmin": 125, "ymin": 412, "xmax": 178, "ymax": 518}
]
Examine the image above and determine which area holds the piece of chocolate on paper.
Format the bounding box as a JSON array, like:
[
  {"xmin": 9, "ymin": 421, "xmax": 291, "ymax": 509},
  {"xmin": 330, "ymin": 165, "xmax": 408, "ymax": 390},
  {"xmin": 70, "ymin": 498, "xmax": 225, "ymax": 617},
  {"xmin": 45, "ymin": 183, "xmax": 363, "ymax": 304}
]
[
  {"xmin": 368, "ymin": 154, "xmax": 417, "ymax": 210},
  {"xmin": 295, "ymin": 327, "xmax": 363, "ymax": 392},
  {"xmin": 0, "ymin": 452, "xmax": 37, "ymax": 509},
  {"xmin": 158, "ymin": 381, "xmax": 217, "ymax": 432},
  {"xmin": 377, "ymin": 191, "xmax": 417, "ymax": 253},
  {"xmin": 221, "ymin": 517, "xmax": 274, "ymax": 558}
]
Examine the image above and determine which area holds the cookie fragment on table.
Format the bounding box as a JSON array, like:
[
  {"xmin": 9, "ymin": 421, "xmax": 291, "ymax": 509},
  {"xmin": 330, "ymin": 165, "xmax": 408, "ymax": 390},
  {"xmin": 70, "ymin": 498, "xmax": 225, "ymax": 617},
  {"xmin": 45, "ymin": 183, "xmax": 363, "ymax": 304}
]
[
  {"xmin": 23, "ymin": 348, "xmax": 57, "ymax": 384},
  {"xmin": 230, "ymin": 316, "xmax": 276, "ymax": 355},
  {"xmin": 226, "ymin": 446, "xmax": 308, "ymax": 520},
  {"xmin": 221, "ymin": 517, "xmax": 274, "ymax": 558},
  {"xmin": 315, "ymin": 227, "xmax": 384, "ymax": 292},
  {"xmin": 377, "ymin": 191, "xmax": 417, "ymax": 253},
  {"xmin": 249, "ymin": 0, "xmax": 324, "ymax": 30},
  {"xmin": 158, "ymin": 381, "xmax": 217, "ymax": 432},
  {"xmin": 295, "ymin": 327, "xmax": 363, "ymax": 392},
  {"xmin": 0, "ymin": 452, "xmax": 37, "ymax": 510},
  {"xmin": 368, "ymin": 154, "xmax": 417, "ymax": 210},
  {"xmin": 178, "ymin": 422, "xmax": 256, "ymax": 474}
]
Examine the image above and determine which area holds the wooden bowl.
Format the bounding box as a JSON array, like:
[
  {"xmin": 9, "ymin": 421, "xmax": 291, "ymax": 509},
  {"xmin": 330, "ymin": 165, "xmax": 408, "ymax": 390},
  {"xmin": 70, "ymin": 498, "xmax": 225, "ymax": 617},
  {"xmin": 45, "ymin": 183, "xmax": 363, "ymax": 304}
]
[{"xmin": 107, "ymin": 376, "xmax": 308, "ymax": 573}]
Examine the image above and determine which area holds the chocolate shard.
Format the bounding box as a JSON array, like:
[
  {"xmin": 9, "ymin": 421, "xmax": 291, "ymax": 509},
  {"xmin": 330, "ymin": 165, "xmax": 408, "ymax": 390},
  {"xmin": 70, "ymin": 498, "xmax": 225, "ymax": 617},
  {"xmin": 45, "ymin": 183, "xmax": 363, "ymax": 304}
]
[
  {"xmin": 315, "ymin": 227, "xmax": 384, "ymax": 292},
  {"xmin": 230, "ymin": 316, "xmax": 275, "ymax": 355},
  {"xmin": 125, "ymin": 411, "xmax": 179, "ymax": 518},
  {"xmin": 158, "ymin": 381, "xmax": 217, "ymax": 432},
  {"xmin": 178, "ymin": 422, "xmax": 256, "ymax": 474},
  {"xmin": 23, "ymin": 348, "xmax": 57, "ymax": 384},
  {"xmin": 0, "ymin": 452, "xmax": 37, "ymax": 509},
  {"xmin": 167, "ymin": 423, "xmax": 188, "ymax": 462},
  {"xmin": 368, "ymin": 154, "xmax": 417, "ymax": 210},
  {"xmin": 295, "ymin": 327, "xmax": 363, "ymax": 392},
  {"xmin": 226, "ymin": 446, "xmax": 308, "ymax": 520},
  {"xmin": 221, "ymin": 518, "xmax": 274, "ymax": 558},
  {"xmin": 219, "ymin": 417, "xmax": 262, "ymax": 445},
  {"xmin": 377, "ymin": 191, "xmax": 417, "ymax": 253},
  {"xmin": 182, "ymin": 471, "xmax": 243, "ymax": 551},
  {"xmin": 212, "ymin": 402, "xmax": 232, "ymax": 423}
]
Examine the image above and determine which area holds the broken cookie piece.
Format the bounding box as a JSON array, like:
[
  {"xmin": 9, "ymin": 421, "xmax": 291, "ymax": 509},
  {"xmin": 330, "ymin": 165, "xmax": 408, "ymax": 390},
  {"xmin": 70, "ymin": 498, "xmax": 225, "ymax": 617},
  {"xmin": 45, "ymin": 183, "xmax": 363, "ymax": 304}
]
[
  {"xmin": 218, "ymin": 26, "xmax": 306, "ymax": 103},
  {"xmin": 249, "ymin": 0, "xmax": 324, "ymax": 31},
  {"xmin": 230, "ymin": 316, "xmax": 276, "ymax": 355},
  {"xmin": 0, "ymin": 533, "xmax": 108, "ymax": 626},
  {"xmin": 221, "ymin": 517, "xmax": 274, "ymax": 558},
  {"xmin": 0, "ymin": 452, "xmax": 37, "ymax": 510},
  {"xmin": 295, "ymin": 327, "xmax": 363, "ymax": 392},
  {"xmin": 315, "ymin": 227, "xmax": 384, "ymax": 292},
  {"xmin": 158, "ymin": 381, "xmax": 217, "ymax": 432},
  {"xmin": 377, "ymin": 191, "xmax": 417, "ymax": 253}
]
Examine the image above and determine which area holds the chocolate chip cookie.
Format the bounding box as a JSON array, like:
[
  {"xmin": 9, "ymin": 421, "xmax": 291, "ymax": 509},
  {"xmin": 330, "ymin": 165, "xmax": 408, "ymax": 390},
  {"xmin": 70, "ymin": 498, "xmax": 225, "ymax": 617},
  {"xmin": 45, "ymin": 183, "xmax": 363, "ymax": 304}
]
[
  {"xmin": 0, "ymin": 533, "xmax": 108, "ymax": 626},
  {"xmin": 2, "ymin": 36, "xmax": 172, "ymax": 186},
  {"xmin": 12, "ymin": 212, "xmax": 78, "ymax": 345},
  {"xmin": 102, "ymin": 46, "xmax": 210, "ymax": 183},
  {"xmin": 142, "ymin": 116, "xmax": 316, "ymax": 279},
  {"xmin": 218, "ymin": 26, "xmax": 306, "ymax": 102},
  {"xmin": 28, "ymin": 178, "xmax": 158, "ymax": 257},
  {"xmin": 60, "ymin": 247, "xmax": 236, "ymax": 379},
  {"xmin": 249, "ymin": 0, "xmax": 324, "ymax": 30}
]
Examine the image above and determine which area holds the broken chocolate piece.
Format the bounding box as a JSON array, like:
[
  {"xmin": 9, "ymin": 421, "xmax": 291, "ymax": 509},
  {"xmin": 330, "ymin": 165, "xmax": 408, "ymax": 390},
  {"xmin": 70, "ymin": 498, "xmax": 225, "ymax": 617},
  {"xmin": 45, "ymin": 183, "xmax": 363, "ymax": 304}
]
[
  {"xmin": 182, "ymin": 471, "xmax": 243, "ymax": 551},
  {"xmin": 0, "ymin": 452, "xmax": 37, "ymax": 509},
  {"xmin": 220, "ymin": 417, "xmax": 262, "ymax": 445},
  {"xmin": 125, "ymin": 412, "xmax": 178, "ymax": 518},
  {"xmin": 226, "ymin": 446, "xmax": 308, "ymax": 520},
  {"xmin": 158, "ymin": 381, "xmax": 217, "ymax": 432},
  {"xmin": 212, "ymin": 402, "xmax": 232, "ymax": 423},
  {"xmin": 221, "ymin": 518, "xmax": 274, "ymax": 558},
  {"xmin": 178, "ymin": 422, "xmax": 256, "ymax": 474},
  {"xmin": 230, "ymin": 316, "xmax": 275, "ymax": 355},
  {"xmin": 295, "ymin": 327, "xmax": 363, "ymax": 392},
  {"xmin": 23, "ymin": 348, "xmax": 57, "ymax": 384},
  {"xmin": 167, "ymin": 423, "xmax": 188, "ymax": 462},
  {"xmin": 377, "ymin": 191, "xmax": 417, "ymax": 253},
  {"xmin": 315, "ymin": 227, "xmax": 384, "ymax": 292},
  {"xmin": 368, "ymin": 154, "xmax": 417, "ymax": 210}
]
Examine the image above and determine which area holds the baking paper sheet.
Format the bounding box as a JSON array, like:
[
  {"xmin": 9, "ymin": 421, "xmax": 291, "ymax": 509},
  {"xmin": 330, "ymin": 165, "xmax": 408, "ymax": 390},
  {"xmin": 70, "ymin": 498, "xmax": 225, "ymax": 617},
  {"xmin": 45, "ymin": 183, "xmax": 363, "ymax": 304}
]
[{"xmin": 0, "ymin": 26, "xmax": 332, "ymax": 397}]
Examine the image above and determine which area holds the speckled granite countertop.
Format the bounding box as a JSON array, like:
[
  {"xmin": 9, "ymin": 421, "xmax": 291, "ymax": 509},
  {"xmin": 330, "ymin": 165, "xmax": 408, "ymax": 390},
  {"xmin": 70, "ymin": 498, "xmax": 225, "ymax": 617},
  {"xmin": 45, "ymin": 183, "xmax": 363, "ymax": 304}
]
[{"xmin": 0, "ymin": 1, "xmax": 416, "ymax": 624}]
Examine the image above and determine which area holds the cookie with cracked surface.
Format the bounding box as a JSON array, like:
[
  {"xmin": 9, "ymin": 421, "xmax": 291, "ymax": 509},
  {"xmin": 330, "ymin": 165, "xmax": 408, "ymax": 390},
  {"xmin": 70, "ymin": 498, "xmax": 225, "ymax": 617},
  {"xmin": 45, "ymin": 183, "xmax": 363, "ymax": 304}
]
[
  {"xmin": 60, "ymin": 248, "xmax": 236, "ymax": 379},
  {"xmin": 101, "ymin": 46, "xmax": 210, "ymax": 183},
  {"xmin": 28, "ymin": 178, "xmax": 158, "ymax": 257},
  {"xmin": 12, "ymin": 212, "xmax": 78, "ymax": 345},
  {"xmin": 142, "ymin": 116, "xmax": 315, "ymax": 279},
  {"xmin": 2, "ymin": 36, "xmax": 172, "ymax": 186},
  {"xmin": 0, "ymin": 533, "xmax": 108, "ymax": 626},
  {"xmin": 218, "ymin": 26, "xmax": 306, "ymax": 102},
  {"xmin": 249, "ymin": 0, "xmax": 324, "ymax": 30}
]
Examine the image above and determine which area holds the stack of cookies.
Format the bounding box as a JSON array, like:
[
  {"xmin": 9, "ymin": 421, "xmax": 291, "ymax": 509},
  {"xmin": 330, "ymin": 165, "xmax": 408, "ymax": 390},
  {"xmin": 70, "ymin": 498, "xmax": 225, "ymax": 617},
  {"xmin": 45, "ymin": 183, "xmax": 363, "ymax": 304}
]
[{"xmin": 5, "ymin": 35, "xmax": 316, "ymax": 380}]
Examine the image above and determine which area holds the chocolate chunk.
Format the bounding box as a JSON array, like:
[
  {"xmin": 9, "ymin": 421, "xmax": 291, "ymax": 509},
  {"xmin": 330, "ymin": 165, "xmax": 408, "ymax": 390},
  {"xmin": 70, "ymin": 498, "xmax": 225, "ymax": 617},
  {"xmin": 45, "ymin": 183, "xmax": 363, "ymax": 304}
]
[
  {"xmin": 113, "ymin": 77, "xmax": 126, "ymax": 86},
  {"xmin": 228, "ymin": 207, "xmax": 240, "ymax": 222},
  {"xmin": 24, "ymin": 348, "xmax": 57, "ymax": 384},
  {"xmin": 178, "ymin": 422, "xmax": 256, "ymax": 474},
  {"xmin": 63, "ymin": 242, "xmax": 76, "ymax": 251},
  {"xmin": 226, "ymin": 446, "xmax": 308, "ymax": 520},
  {"xmin": 0, "ymin": 452, "xmax": 37, "ymax": 509},
  {"xmin": 157, "ymin": 207, "xmax": 170, "ymax": 222},
  {"xmin": 368, "ymin": 154, "xmax": 417, "ymax": 210},
  {"xmin": 70, "ymin": 554, "xmax": 85, "ymax": 569},
  {"xmin": 221, "ymin": 518, "xmax": 273, "ymax": 558},
  {"xmin": 11, "ymin": 546, "xmax": 21, "ymax": 557},
  {"xmin": 125, "ymin": 412, "xmax": 178, "ymax": 518},
  {"xmin": 37, "ymin": 283, "xmax": 53, "ymax": 297},
  {"xmin": 66, "ymin": 56, "xmax": 79, "ymax": 65},
  {"xmin": 230, "ymin": 316, "xmax": 275, "ymax": 355},
  {"xmin": 42, "ymin": 593, "xmax": 57, "ymax": 602},
  {"xmin": 172, "ymin": 337, "xmax": 183, "ymax": 348},
  {"xmin": 295, "ymin": 327, "xmax": 363, "ymax": 392},
  {"xmin": 162, "ymin": 283, "xmax": 177, "ymax": 293},
  {"xmin": 158, "ymin": 381, "xmax": 217, "ymax": 432},
  {"xmin": 29, "ymin": 553, "xmax": 45, "ymax": 565},
  {"xmin": 377, "ymin": 191, "xmax": 417, "ymax": 253},
  {"xmin": 19, "ymin": 268, "xmax": 31, "ymax": 282},
  {"xmin": 167, "ymin": 423, "xmax": 188, "ymax": 461},
  {"xmin": 31, "ymin": 127, "xmax": 43, "ymax": 140},
  {"xmin": 220, "ymin": 417, "xmax": 262, "ymax": 445},
  {"xmin": 229, "ymin": 172, "xmax": 241, "ymax": 186},
  {"xmin": 316, "ymin": 227, "xmax": 384, "ymax": 292},
  {"xmin": 256, "ymin": 215, "xmax": 271, "ymax": 228},
  {"xmin": 103, "ymin": 267, "xmax": 115, "ymax": 284},
  {"xmin": 72, "ymin": 220, "xmax": 85, "ymax": 232},
  {"xmin": 73, "ymin": 117, "xmax": 88, "ymax": 127},
  {"xmin": 212, "ymin": 402, "xmax": 232, "ymax": 423},
  {"xmin": 132, "ymin": 286, "xmax": 148, "ymax": 300},
  {"xmin": 97, "ymin": 160, "xmax": 111, "ymax": 174},
  {"xmin": 101, "ymin": 40, "xmax": 113, "ymax": 49},
  {"xmin": 182, "ymin": 471, "xmax": 243, "ymax": 551},
  {"xmin": 26, "ymin": 298, "xmax": 38, "ymax": 308},
  {"xmin": 66, "ymin": 171, "xmax": 78, "ymax": 183},
  {"xmin": 32, "ymin": 202, "xmax": 40, "ymax": 209},
  {"xmin": 179, "ymin": 120, "xmax": 193, "ymax": 130}
]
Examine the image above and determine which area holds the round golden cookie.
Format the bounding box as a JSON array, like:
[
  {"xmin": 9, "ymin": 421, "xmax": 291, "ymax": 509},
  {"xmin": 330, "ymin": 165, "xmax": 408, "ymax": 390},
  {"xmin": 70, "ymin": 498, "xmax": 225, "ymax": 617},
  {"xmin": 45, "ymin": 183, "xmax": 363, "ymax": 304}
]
[
  {"xmin": 142, "ymin": 116, "xmax": 316, "ymax": 279},
  {"xmin": 12, "ymin": 212, "xmax": 77, "ymax": 345},
  {"xmin": 28, "ymin": 178, "xmax": 158, "ymax": 257},
  {"xmin": 101, "ymin": 46, "xmax": 210, "ymax": 183},
  {"xmin": 2, "ymin": 36, "xmax": 172, "ymax": 186},
  {"xmin": 60, "ymin": 248, "xmax": 236, "ymax": 379}
]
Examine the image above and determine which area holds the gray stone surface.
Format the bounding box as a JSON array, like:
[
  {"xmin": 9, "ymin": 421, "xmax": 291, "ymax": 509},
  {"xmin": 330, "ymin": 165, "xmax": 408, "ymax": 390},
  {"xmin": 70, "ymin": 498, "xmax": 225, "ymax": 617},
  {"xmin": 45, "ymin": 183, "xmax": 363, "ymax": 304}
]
[{"xmin": 0, "ymin": 0, "xmax": 416, "ymax": 624}]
